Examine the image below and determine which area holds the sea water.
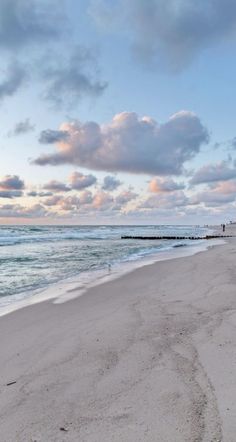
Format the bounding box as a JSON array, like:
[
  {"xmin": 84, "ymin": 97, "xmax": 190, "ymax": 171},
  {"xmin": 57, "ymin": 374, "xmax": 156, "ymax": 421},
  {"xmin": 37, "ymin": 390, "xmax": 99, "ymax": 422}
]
[{"xmin": 0, "ymin": 225, "xmax": 210, "ymax": 310}]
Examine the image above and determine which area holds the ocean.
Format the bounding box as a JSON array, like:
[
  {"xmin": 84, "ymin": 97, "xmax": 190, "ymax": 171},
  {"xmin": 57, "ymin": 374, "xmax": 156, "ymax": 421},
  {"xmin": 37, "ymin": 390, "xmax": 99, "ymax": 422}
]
[{"xmin": 0, "ymin": 224, "xmax": 210, "ymax": 312}]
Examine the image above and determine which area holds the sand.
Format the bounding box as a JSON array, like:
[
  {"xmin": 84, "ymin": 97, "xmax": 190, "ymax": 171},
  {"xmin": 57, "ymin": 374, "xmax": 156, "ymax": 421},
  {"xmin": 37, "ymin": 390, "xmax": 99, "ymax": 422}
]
[{"xmin": 0, "ymin": 227, "xmax": 236, "ymax": 441}]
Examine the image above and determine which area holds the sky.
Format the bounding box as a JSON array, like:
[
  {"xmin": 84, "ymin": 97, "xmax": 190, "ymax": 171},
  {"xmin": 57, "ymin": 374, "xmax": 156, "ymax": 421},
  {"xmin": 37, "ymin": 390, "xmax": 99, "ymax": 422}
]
[{"xmin": 1, "ymin": 0, "xmax": 236, "ymax": 225}]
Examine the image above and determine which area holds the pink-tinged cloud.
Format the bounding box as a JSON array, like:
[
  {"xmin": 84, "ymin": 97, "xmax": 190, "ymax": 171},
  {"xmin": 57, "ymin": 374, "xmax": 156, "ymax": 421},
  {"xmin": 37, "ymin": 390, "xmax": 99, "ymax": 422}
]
[
  {"xmin": 149, "ymin": 177, "xmax": 185, "ymax": 193},
  {"xmin": 189, "ymin": 177, "xmax": 236, "ymax": 207},
  {"xmin": 140, "ymin": 190, "xmax": 189, "ymax": 210},
  {"xmin": 213, "ymin": 180, "xmax": 236, "ymax": 194},
  {"xmin": 44, "ymin": 195, "xmax": 62, "ymax": 207},
  {"xmin": 69, "ymin": 171, "xmax": 97, "ymax": 190},
  {"xmin": 0, "ymin": 175, "xmax": 24, "ymax": 190},
  {"xmin": 79, "ymin": 190, "xmax": 93, "ymax": 204},
  {"xmin": 41, "ymin": 188, "xmax": 137, "ymax": 214},
  {"xmin": 190, "ymin": 190, "xmax": 236, "ymax": 207},
  {"xmin": 33, "ymin": 111, "xmax": 209, "ymax": 175},
  {"xmin": 92, "ymin": 191, "xmax": 114, "ymax": 210}
]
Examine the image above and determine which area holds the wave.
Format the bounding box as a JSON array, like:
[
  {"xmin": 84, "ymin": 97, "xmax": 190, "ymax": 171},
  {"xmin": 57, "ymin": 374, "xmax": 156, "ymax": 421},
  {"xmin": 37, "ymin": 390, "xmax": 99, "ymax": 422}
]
[
  {"xmin": 0, "ymin": 225, "xmax": 208, "ymax": 247},
  {"xmin": 0, "ymin": 225, "xmax": 209, "ymax": 301}
]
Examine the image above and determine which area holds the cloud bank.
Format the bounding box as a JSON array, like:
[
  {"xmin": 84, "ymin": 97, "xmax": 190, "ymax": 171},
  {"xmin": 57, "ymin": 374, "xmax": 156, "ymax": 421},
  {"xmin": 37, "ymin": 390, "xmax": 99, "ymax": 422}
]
[{"xmin": 34, "ymin": 111, "xmax": 209, "ymax": 175}]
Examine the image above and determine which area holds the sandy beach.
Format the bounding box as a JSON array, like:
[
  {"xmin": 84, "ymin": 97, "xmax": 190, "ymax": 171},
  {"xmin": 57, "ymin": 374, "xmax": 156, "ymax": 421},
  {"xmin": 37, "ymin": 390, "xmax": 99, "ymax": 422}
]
[{"xmin": 1, "ymin": 228, "xmax": 236, "ymax": 441}]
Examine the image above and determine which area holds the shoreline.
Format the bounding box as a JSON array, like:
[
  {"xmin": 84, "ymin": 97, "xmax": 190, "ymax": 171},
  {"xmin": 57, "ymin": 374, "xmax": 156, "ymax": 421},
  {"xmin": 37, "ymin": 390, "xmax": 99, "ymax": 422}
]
[
  {"xmin": 1, "ymin": 229, "xmax": 236, "ymax": 440},
  {"xmin": 0, "ymin": 236, "xmax": 223, "ymax": 318}
]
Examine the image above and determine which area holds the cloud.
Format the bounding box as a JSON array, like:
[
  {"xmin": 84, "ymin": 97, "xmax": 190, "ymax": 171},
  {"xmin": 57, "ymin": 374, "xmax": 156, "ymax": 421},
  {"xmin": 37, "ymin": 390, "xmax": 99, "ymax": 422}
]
[
  {"xmin": 0, "ymin": 203, "xmax": 48, "ymax": 218},
  {"xmin": 0, "ymin": 62, "xmax": 26, "ymax": 102},
  {"xmin": 0, "ymin": 3, "xmax": 107, "ymax": 108},
  {"xmin": 41, "ymin": 46, "xmax": 108, "ymax": 108},
  {"xmin": 42, "ymin": 189, "xmax": 133, "ymax": 213},
  {"xmin": 69, "ymin": 171, "xmax": 97, "ymax": 190},
  {"xmin": 0, "ymin": 175, "xmax": 24, "ymax": 190},
  {"xmin": 88, "ymin": 0, "xmax": 120, "ymax": 30},
  {"xmin": 9, "ymin": 118, "xmax": 35, "ymax": 136},
  {"xmin": 0, "ymin": 190, "xmax": 23, "ymax": 198},
  {"xmin": 190, "ymin": 161, "xmax": 236, "ymax": 185},
  {"xmin": 0, "ymin": 0, "xmax": 64, "ymax": 51},
  {"xmin": 189, "ymin": 179, "xmax": 236, "ymax": 207},
  {"xmin": 229, "ymin": 137, "xmax": 236, "ymax": 150},
  {"xmin": 115, "ymin": 190, "xmax": 137, "ymax": 205},
  {"xmin": 44, "ymin": 194, "xmax": 83, "ymax": 212},
  {"xmin": 92, "ymin": 191, "xmax": 113, "ymax": 210},
  {"xmin": 33, "ymin": 111, "xmax": 209, "ymax": 175},
  {"xmin": 90, "ymin": 0, "xmax": 236, "ymax": 70},
  {"xmin": 43, "ymin": 180, "xmax": 71, "ymax": 193},
  {"xmin": 39, "ymin": 129, "xmax": 69, "ymax": 144},
  {"xmin": 0, "ymin": 175, "xmax": 24, "ymax": 199},
  {"xmin": 102, "ymin": 175, "xmax": 122, "ymax": 191},
  {"xmin": 27, "ymin": 191, "xmax": 53, "ymax": 197},
  {"xmin": 59, "ymin": 195, "xmax": 81, "ymax": 211},
  {"xmin": 79, "ymin": 190, "xmax": 93, "ymax": 205},
  {"xmin": 190, "ymin": 190, "xmax": 236, "ymax": 207},
  {"xmin": 42, "ymin": 173, "xmax": 97, "ymax": 194},
  {"xmin": 43, "ymin": 195, "xmax": 62, "ymax": 207},
  {"xmin": 140, "ymin": 190, "xmax": 189, "ymax": 210},
  {"xmin": 212, "ymin": 180, "xmax": 236, "ymax": 194},
  {"xmin": 149, "ymin": 177, "xmax": 185, "ymax": 193}
]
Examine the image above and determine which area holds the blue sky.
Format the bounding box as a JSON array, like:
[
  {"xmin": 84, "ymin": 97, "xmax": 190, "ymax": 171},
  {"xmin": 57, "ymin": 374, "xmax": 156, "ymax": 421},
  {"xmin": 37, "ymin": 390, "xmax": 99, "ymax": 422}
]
[{"xmin": 1, "ymin": 0, "xmax": 236, "ymax": 224}]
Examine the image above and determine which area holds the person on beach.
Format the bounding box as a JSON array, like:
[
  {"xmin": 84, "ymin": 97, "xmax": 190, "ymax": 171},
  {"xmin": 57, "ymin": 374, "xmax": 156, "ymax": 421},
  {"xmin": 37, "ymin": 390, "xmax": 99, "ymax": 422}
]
[{"xmin": 222, "ymin": 224, "xmax": 225, "ymax": 232}]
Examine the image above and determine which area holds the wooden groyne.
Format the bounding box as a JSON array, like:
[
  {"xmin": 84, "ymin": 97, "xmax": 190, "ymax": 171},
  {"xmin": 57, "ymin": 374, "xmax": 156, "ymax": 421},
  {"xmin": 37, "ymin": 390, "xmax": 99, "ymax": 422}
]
[{"xmin": 121, "ymin": 235, "xmax": 234, "ymax": 240}]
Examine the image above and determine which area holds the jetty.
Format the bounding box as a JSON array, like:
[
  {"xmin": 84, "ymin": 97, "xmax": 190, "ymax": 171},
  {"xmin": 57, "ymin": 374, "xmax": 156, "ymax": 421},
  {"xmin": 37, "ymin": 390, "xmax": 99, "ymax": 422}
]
[{"xmin": 121, "ymin": 235, "xmax": 234, "ymax": 240}]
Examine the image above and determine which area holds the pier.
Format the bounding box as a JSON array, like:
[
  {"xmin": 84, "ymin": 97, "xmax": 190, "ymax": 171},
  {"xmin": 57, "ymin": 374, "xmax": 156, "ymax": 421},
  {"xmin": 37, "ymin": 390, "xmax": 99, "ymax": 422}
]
[{"xmin": 121, "ymin": 235, "xmax": 234, "ymax": 240}]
